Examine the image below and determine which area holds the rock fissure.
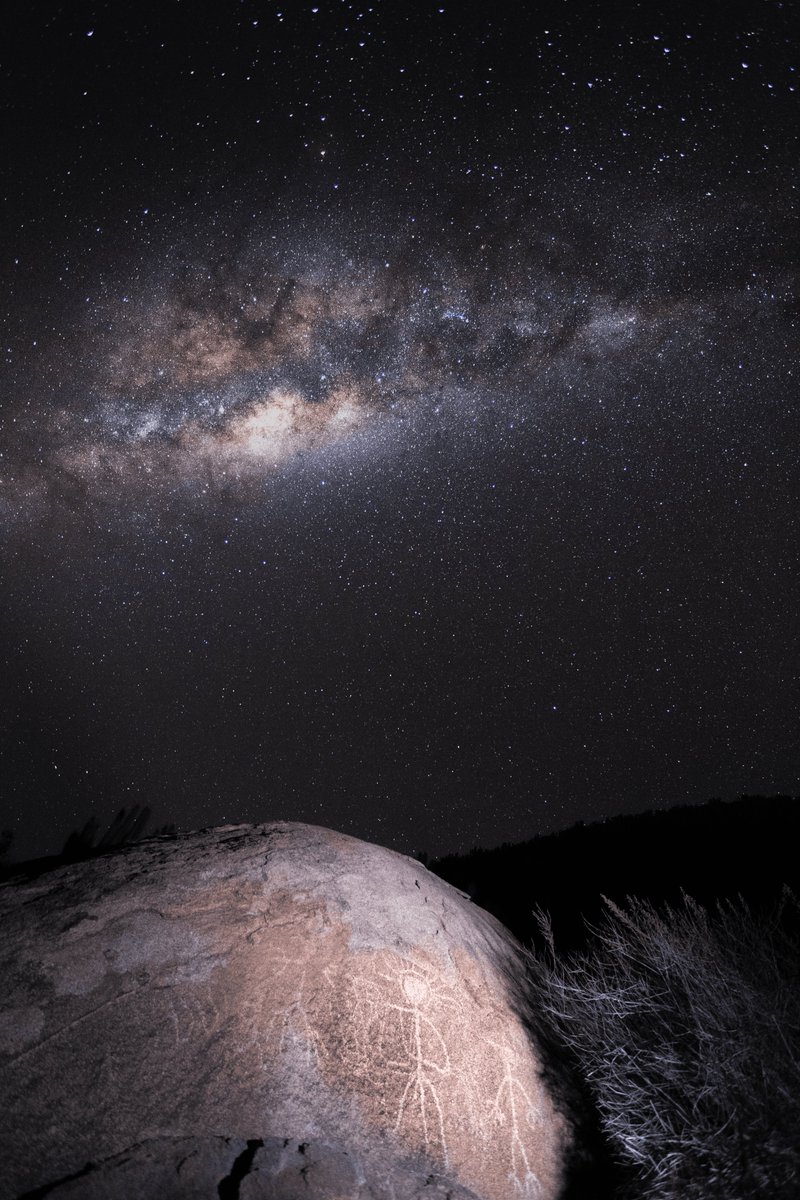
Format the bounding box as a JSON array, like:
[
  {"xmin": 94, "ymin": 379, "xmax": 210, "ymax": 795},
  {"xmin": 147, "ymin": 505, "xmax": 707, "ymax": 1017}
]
[
  {"xmin": 217, "ymin": 1138, "xmax": 264, "ymax": 1200},
  {"xmin": 7, "ymin": 985, "xmax": 141, "ymax": 1066},
  {"xmin": 16, "ymin": 1160, "xmax": 96, "ymax": 1199}
]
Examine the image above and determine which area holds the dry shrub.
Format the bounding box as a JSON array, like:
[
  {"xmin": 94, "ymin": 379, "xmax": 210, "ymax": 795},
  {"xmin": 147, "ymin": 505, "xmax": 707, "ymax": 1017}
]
[{"xmin": 527, "ymin": 892, "xmax": 800, "ymax": 1199}]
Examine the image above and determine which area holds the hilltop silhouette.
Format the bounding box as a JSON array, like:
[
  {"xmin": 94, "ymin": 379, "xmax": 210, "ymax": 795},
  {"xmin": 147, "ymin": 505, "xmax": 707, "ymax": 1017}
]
[{"xmin": 431, "ymin": 795, "xmax": 800, "ymax": 951}]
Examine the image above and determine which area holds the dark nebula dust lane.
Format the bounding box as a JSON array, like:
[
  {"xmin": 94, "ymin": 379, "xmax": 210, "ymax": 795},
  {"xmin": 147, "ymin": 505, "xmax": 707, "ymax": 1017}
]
[{"xmin": 1, "ymin": 1, "xmax": 798, "ymax": 861}]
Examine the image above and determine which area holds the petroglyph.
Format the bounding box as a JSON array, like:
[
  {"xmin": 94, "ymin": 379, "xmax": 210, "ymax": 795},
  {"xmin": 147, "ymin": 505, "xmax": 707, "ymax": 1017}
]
[
  {"xmin": 167, "ymin": 990, "xmax": 224, "ymax": 1048},
  {"xmin": 489, "ymin": 1038, "xmax": 544, "ymax": 1196},
  {"xmin": 250, "ymin": 930, "xmax": 561, "ymax": 1198},
  {"xmin": 262, "ymin": 950, "xmax": 324, "ymax": 1067},
  {"xmin": 346, "ymin": 953, "xmax": 458, "ymax": 1164}
]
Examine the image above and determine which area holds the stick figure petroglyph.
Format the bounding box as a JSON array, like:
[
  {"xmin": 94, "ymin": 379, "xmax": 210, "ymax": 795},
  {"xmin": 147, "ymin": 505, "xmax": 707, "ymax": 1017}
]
[
  {"xmin": 393, "ymin": 968, "xmax": 451, "ymax": 1161},
  {"xmin": 348, "ymin": 954, "xmax": 459, "ymax": 1165},
  {"xmin": 488, "ymin": 1038, "xmax": 543, "ymax": 1197}
]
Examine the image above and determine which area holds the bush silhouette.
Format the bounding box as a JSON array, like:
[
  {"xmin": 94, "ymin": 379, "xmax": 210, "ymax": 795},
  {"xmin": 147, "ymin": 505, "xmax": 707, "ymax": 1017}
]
[{"xmin": 60, "ymin": 805, "xmax": 152, "ymax": 862}]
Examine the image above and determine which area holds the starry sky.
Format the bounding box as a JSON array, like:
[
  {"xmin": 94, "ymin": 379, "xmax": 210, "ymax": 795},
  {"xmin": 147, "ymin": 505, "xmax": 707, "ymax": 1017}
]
[{"xmin": 1, "ymin": 0, "xmax": 798, "ymax": 862}]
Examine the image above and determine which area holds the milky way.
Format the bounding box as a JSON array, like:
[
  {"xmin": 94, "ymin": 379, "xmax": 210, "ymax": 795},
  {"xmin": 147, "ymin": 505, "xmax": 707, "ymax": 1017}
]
[{"xmin": 7, "ymin": 181, "xmax": 794, "ymax": 521}]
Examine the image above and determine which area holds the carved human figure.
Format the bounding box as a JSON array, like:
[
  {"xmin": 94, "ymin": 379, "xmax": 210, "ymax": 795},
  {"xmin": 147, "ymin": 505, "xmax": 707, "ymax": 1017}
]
[{"xmin": 489, "ymin": 1039, "xmax": 543, "ymax": 1196}]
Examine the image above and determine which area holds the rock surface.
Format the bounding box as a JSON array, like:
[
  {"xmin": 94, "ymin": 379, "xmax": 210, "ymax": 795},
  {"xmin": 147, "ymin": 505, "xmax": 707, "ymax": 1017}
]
[
  {"xmin": 0, "ymin": 823, "xmax": 572, "ymax": 1198},
  {"xmin": 14, "ymin": 1136, "xmax": 482, "ymax": 1199}
]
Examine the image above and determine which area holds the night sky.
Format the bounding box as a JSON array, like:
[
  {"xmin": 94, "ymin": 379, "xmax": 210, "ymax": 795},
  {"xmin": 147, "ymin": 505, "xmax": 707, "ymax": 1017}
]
[{"xmin": 1, "ymin": 0, "xmax": 797, "ymax": 862}]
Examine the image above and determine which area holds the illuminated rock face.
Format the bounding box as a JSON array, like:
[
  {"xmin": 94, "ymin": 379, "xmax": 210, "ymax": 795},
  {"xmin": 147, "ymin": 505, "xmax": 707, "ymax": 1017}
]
[{"xmin": 0, "ymin": 823, "xmax": 573, "ymax": 1199}]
